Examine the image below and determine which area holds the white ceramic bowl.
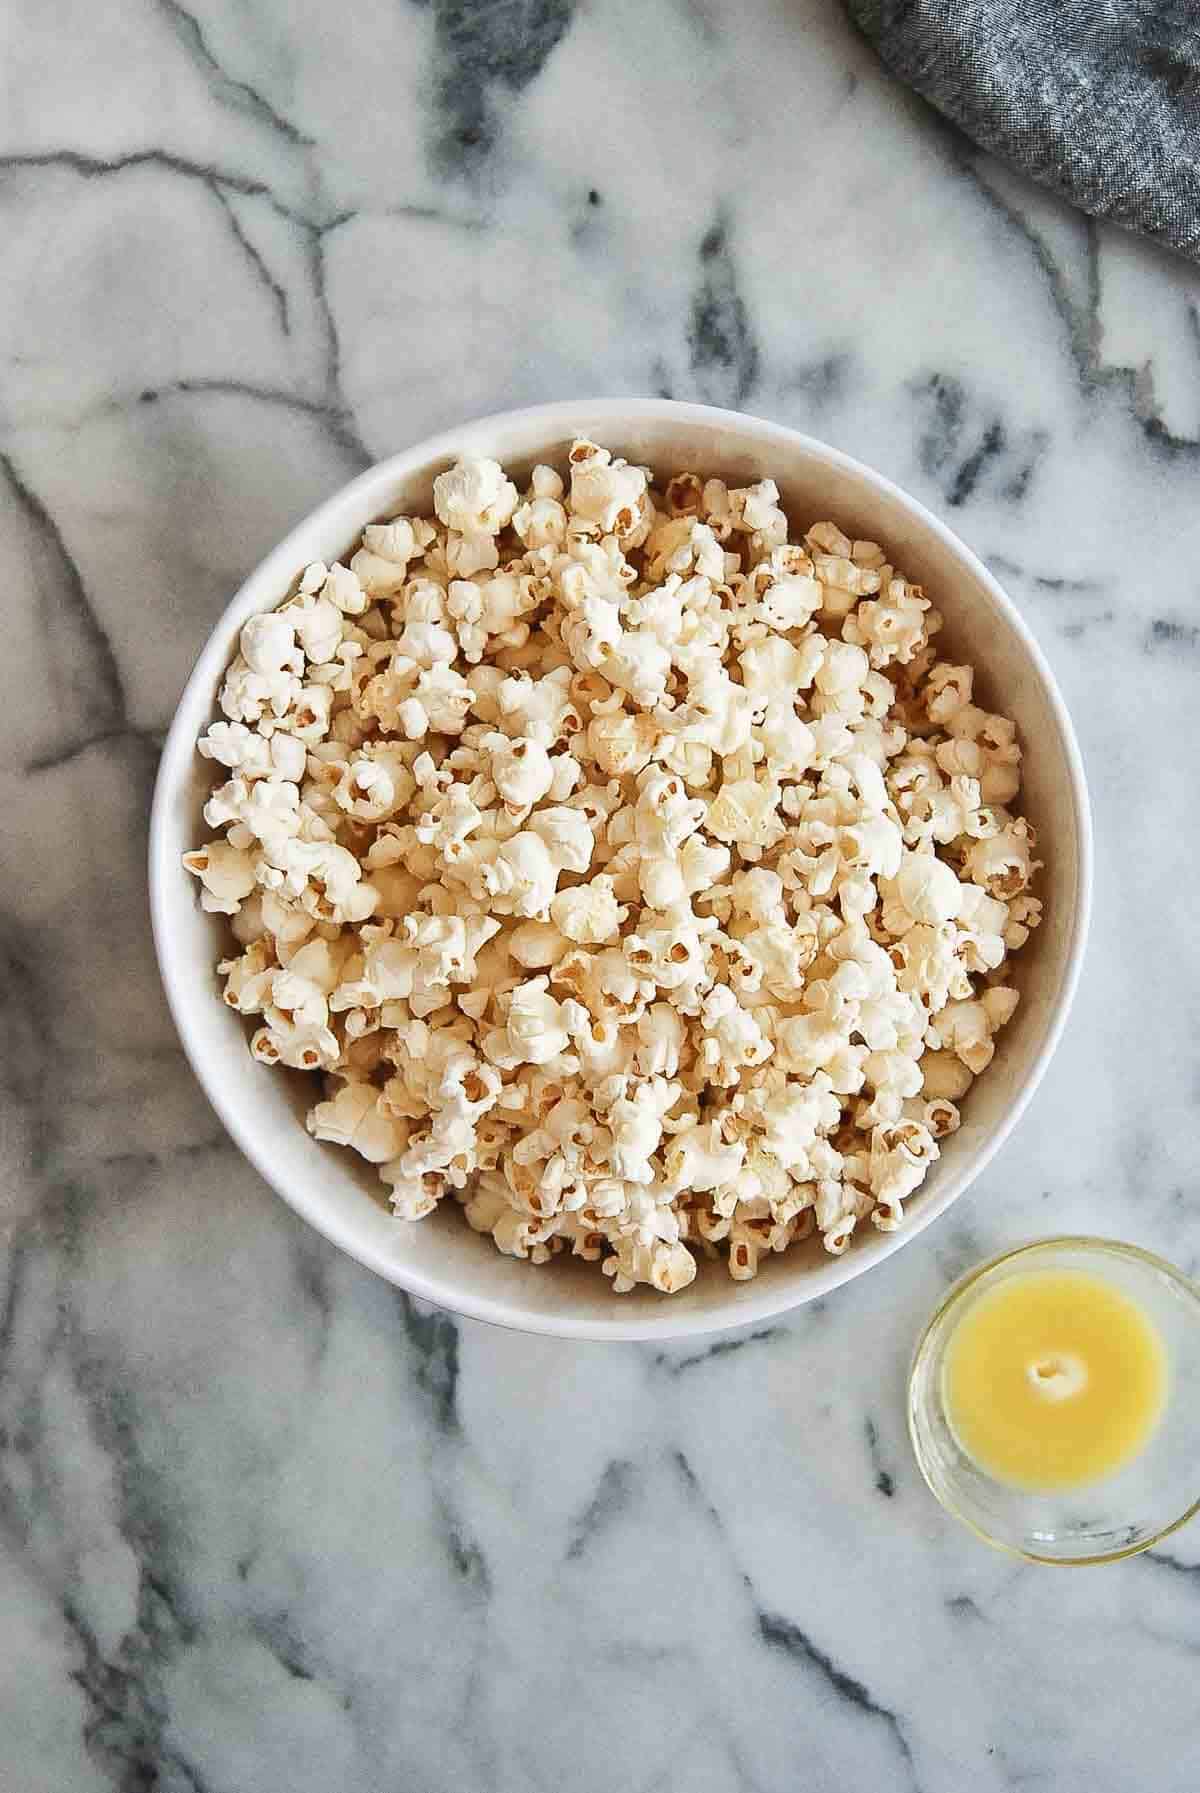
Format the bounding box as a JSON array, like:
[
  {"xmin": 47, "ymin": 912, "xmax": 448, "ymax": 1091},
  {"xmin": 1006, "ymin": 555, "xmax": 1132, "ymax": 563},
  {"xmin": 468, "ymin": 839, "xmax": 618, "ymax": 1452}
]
[{"xmin": 150, "ymin": 400, "xmax": 1091, "ymax": 1341}]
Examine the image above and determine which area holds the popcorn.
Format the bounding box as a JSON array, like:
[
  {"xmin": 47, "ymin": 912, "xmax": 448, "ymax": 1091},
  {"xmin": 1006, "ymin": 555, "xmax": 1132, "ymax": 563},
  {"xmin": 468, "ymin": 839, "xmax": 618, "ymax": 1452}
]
[
  {"xmin": 322, "ymin": 563, "xmax": 369, "ymax": 616},
  {"xmin": 307, "ymin": 1080, "xmax": 410, "ymax": 1162},
  {"xmin": 813, "ymin": 638, "xmax": 871, "ymax": 708},
  {"xmin": 932, "ymin": 998, "xmax": 997, "ymax": 1074},
  {"xmin": 219, "ymin": 656, "xmax": 301, "ymax": 727},
  {"xmin": 697, "ymin": 985, "xmax": 772, "ymax": 1085},
  {"xmin": 182, "ymin": 840, "xmax": 257, "ymax": 914},
  {"xmin": 496, "ymin": 667, "xmax": 578, "ymax": 745},
  {"xmin": 568, "ymin": 440, "xmax": 649, "ymax": 535},
  {"xmin": 364, "ymin": 516, "xmax": 432, "ymax": 566},
  {"xmin": 1004, "ymin": 893, "xmax": 1042, "ymax": 952},
  {"xmin": 288, "ymin": 595, "xmax": 347, "ymax": 670},
  {"xmin": 870, "ymin": 1119, "xmax": 938, "ymax": 1226},
  {"xmin": 603, "ymin": 629, "xmax": 672, "ymax": 709},
  {"xmin": 186, "ymin": 448, "xmax": 1041, "ymax": 1294},
  {"xmin": 219, "ymin": 938, "xmax": 275, "ymax": 1012},
  {"xmin": 924, "ymin": 662, "xmax": 973, "ymax": 725},
  {"xmin": 964, "ymin": 819, "xmax": 1039, "ymax": 901},
  {"xmin": 509, "ymin": 920, "xmax": 569, "ymax": 968},
  {"xmin": 527, "ymin": 805, "xmax": 595, "ymax": 874},
  {"xmin": 603, "ymin": 1235, "xmax": 697, "ymax": 1294},
  {"xmin": 252, "ymin": 1018, "xmax": 341, "ymax": 1072},
  {"xmin": 756, "ymin": 572, "xmax": 821, "ymax": 632},
  {"xmin": 240, "ymin": 611, "xmax": 300, "ymax": 677},
  {"xmin": 635, "ymin": 1002, "xmax": 686, "ymax": 1077},
  {"xmin": 486, "ymin": 733, "xmax": 555, "ymax": 812},
  {"xmin": 551, "ymin": 874, "xmax": 625, "ymax": 944},
  {"xmin": 463, "ymin": 830, "xmax": 559, "ymax": 919},
  {"xmin": 894, "ymin": 850, "xmax": 963, "ymax": 925},
  {"xmin": 512, "ymin": 488, "xmax": 568, "ymax": 550},
  {"xmin": 705, "ymin": 777, "xmax": 786, "ymax": 853},
  {"xmin": 483, "ymin": 977, "xmax": 572, "ymax": 1069},
  {"xmin": 727, "ymin": 868, "xmax": 784, "ymax": 923},
  {"xmin": 842, "ymin": 576, "xmax": 931, "ymax": 669},
  {"xmin": 608, "ymin": 1079, "xmax": 678, "ymax": 1184},
  {"xmin": 197, "ymin": 718, "xmax": 305, "ymax": 783},
  {"xmin": 664, "ymin": 1119, "xmax": 746, "ymax": 1194},
  {"xmin": 923, "ymin": 1097, "xmax": 961, "ymax": 1140},
  {"xmin": 283, "ymin": 683, "xmax": 333, "ymax": 743},
  {"xmin": 433, "ymin": 457, "xmax": 518, "ymax": 536},
  {"xmin": 587, "ymin": 710, "xmax": 660, "ymax": 777},
  {"xmin": 919, "ymin": 1049, "xmax": 974, "ymax": 1102},
  {"xmin": 333, "ymin": 749, "xmax": 415, "ymax": 822}
]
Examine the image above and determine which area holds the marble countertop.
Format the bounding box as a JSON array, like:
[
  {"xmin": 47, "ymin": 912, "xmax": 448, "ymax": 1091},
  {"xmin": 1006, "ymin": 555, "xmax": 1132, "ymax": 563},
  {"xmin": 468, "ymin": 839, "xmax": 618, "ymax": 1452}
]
[{"xmin": 5, "ymin": 1, "xmax": 1200, "ymax": 1788}]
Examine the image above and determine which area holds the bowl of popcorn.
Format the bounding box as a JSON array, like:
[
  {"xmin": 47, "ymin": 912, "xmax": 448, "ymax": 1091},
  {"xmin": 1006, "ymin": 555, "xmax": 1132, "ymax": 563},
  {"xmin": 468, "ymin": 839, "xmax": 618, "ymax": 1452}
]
[{"xmin": 150, "ymin": 400, "xmax": 1091, "ymax": 1340}]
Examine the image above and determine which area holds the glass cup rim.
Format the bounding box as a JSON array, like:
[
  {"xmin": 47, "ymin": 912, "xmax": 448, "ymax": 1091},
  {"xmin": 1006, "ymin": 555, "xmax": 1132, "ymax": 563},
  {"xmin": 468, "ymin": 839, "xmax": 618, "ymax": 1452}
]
[{"xmin": 908, "ymin": 1234, "xmax": 1200, "ymax": 1565}]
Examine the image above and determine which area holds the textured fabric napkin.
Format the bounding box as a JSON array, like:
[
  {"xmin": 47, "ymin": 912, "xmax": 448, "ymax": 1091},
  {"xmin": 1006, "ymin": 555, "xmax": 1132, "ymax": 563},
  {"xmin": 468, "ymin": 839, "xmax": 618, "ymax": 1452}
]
[{"xmin": 844, "ymin": 0, "xmax": 1200, "ymax": 261}]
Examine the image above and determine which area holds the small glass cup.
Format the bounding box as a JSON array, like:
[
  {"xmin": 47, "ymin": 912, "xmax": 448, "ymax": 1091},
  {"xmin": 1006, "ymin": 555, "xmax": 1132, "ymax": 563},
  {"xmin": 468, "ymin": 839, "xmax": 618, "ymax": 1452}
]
[{"xmin": 908, "ymin": 1237, "xmax": 1200, "ymax": 1564}]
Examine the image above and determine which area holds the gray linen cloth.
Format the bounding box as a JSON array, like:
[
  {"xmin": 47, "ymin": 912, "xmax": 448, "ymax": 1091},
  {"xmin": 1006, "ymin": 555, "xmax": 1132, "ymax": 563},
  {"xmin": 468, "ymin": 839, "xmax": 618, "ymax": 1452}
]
[{"xmin": 843, "ymin": 0, "xmax": 1200, "ymax": 260}]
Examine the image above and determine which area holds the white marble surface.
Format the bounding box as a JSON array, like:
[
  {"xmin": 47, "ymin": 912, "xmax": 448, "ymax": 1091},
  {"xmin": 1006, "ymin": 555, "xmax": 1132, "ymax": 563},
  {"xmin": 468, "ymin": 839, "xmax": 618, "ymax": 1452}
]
[{"xmin": 4, "ymin": 1, "xmax": 1200, "ymax": 1787}]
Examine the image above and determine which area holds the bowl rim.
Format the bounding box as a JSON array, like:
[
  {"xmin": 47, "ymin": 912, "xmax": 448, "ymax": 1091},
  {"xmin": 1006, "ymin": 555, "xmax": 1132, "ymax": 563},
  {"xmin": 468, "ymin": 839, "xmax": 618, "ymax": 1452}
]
[
  {"xmin": 907, "ymin": 1235, "xmax": 1200, "ymax": 1564},
  {"xmin": 148, "ymin": 397, "xmax": 1093, "ymax": 1342}
]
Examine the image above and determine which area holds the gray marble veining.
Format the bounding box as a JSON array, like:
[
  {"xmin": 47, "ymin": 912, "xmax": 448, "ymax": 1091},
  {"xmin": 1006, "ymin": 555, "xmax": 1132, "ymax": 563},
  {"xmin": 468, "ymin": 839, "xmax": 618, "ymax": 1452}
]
[{"xmin": 3, "ymin": 1, "xmax": 1200, "ymax": 1788}]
